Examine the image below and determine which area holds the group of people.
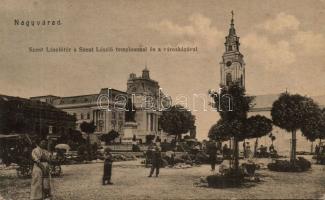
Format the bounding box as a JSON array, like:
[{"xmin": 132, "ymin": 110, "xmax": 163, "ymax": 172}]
[
  {"xmin": 29, "ymin": 139, "xmax": 114, "ymax": 200},
  {"xmin": 315, "ymin": 144, "xmax": 325, "ymax": 156},
  {"xmin": 104, "ymin": 142, "xmax": 163, "ymax": 184},
  {"xmin": 29, "ymin": 140, "xmax": 164, "ymax": 200}
]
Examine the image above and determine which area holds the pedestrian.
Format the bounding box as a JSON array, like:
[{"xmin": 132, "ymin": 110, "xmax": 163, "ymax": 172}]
[
  {"xmin": 102, "ymin": 148, "xmax": 113, "ymax": 185},
  {"xmin": 315, "ymin": 144, "xmax": 320, "ymax": 156},
  {"xmin": 207, "ymin": 142, "xmax": 217, "ymax": 171},
  {"xmin": 245, "ymin": 142, "xmax": 252, "ymax": 159},
  {"xmin": 148, "ymin": 146, "xmax": 161, "ymax": 177},
  {"xmin": 222, "ymin": 143, "xmax": 228, "ymax": 158},
  {"xmin": 243, "ymin": 142, "xmax": 247, "ymax": 158},
  {"xmin": 30, "ymin": 140, "xmax": 52, "ymax": 200},
  {"xmin": 246, "ymin": 145, "xmax": 253, "ymax": 160}
]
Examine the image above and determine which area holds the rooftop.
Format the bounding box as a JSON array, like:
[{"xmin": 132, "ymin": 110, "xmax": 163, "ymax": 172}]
[{"xmin": 251, "ymin": 93, "xmax": 325, "ymax": 111}]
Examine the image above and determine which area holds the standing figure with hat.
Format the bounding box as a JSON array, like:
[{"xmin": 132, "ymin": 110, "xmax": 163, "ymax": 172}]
[
  {"xmin": 148, "ymin": 145, "xmax": 162, "ymax": 177},
  {"xmin": 102, "ymin": 147, "xmax": 113, "ymax": 185}
]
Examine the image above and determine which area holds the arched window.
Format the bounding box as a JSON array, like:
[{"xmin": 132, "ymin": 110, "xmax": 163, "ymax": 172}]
[{"xmin": 226, "ymin": 73, "xmax": 232, "ymax": 86}]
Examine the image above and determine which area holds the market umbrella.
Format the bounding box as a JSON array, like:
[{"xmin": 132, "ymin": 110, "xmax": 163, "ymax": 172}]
[{"xmin": 55, "ymin": 144, "xmax": 70, "ymax": 151}]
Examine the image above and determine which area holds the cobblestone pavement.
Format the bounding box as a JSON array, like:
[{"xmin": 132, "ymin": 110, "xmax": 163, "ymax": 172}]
[{"xmin": 1, "ymin": 159, "xmax": 325, "ymax": 199}]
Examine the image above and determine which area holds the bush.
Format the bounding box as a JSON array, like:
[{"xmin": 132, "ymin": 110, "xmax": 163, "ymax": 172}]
[
  {"xmin": 76, "ymin": 144, "xmax": 98, "ymax": 161},
  {"xmin": 195, "ymin": 151, "xmax": 209, "ymax": 163},
  {"xmin": 132, "ymin": 144, "xmax": 141, "ymax": 152},
  {"xmin": 146, "ymin": 135, "xmax": 155, "ymax": 144},
  {"xmin": 207, "ymin": 169, "xmax": 244, "ymax": 188},
  {"xmin": 267, "ymin": 157, "xmax": 311, "ymax": 172},
  {"xmin": 101, "ymin": 130, "xmax": 119, "ymax": 144},
  {"xmin": 77, "ymin": 144, "xmax": 88, "ymax": 161},
  {"xmin": 161, "ymin": 158, "xmax": 169, "ymax": 167}
]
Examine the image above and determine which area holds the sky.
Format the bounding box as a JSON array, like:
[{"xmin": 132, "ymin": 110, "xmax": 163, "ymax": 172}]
[{"xmin": 1, "ymin": 0, "xmax": 325, "ymax": 140}]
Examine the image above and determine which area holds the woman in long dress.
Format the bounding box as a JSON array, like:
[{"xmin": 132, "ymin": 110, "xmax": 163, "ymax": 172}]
[{"xmin": 30, "ymin": 140, "xmax": 51, "ymax": 200}]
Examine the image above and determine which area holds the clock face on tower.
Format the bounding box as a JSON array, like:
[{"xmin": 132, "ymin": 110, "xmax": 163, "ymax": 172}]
[{"xmin": 226, "ymin": 61, "xmax": 232, "ymax": 67}]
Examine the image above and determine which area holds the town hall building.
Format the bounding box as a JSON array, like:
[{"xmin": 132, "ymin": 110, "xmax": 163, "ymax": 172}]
[{"xmin": 31, "ymin": 68, "xmax": 171, "ymax": 143}]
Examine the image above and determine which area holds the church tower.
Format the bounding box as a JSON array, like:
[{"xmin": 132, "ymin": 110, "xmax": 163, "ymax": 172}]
[{"xmin": 220, "ymin": 11, "xmax": 245, "ymax": 88}]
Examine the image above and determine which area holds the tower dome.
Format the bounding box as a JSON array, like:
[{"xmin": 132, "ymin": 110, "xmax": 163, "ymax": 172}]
[{"xmin": 142, "ymin": 66, "xmax": 150, "ymax": 79}]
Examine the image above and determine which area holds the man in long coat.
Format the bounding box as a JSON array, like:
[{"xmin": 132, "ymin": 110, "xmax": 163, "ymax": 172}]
[{"xmin": 148, "ymin": 146, "xmax": 162, "ymax": 177}]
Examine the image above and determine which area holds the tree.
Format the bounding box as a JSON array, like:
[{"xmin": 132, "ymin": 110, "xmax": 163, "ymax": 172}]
[
  {"xmin": 245, "ymin": 115, "xmax": 273, "ymax": 156},
  {"xmin": 79, "ymin": 121, "xmax": 96, "ymax": 160},
  {"xmin": 159, "ymin": 105, "xmax": 195, "ymax": 141},
  {"xmin": 208, "ymin": 120, "xmax": 232, "ymax": 141},
  {"xmin": 271, "ymin": 92, "xmax": 320, "ymax": 163},
  {"xmin": 210, "ymin": 84, "xmax": 272, "ymax": 171},
  {"xmin": 301, "ymin": 107, "xmax": 325, "ymax": 152},
  {"xmin": 101, "ymin": 130, "xmax": 119, "ymax": 144},
  {"xmin": 318, "ymin": 108, "xmax": 325, "ymax": 145}
]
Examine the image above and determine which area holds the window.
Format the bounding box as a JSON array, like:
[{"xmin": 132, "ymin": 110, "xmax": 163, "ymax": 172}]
[
  {"xmin": 99, "ymin": 111, "xmax": 104, "ymax": 119},
  {"xmin": 98, "ymin": 120, "xmax": 104, "ymax": 132},
  {"xmin": 87, "ymin": 112, "xmax": 90, "ymax": 119},
  {"xmin": 111, "ymin": 120, "xmax": 116, "ymax": 130},
  {"xmin": 118, "ymin": 121, "xmax": 123, "ymax": 131},
  {"xmin": 228, "ymin": 45, "xmax": 232, "ymax": 51},
  {"xmin": 226, "ymin": 73, "xmax": 232, "ymax": 86},
  {"xmin": 241, "ymin": 75, "xmax": 243, "ymax": 86},
  {"xmin": 80, "ymin": 113, "xmax": 84, "ymax": 120},
  {"xmin": 150, "ymin": 114, "xmax": 154, "ymax": 131}
]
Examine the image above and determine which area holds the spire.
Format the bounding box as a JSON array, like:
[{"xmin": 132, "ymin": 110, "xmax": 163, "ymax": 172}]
[
  {"xmin": 229, "ymin": 10, "xmax": 236, "ymax": 36},
  {"xmin": 231, "ymin": 10, "xmax": 234, "ymax": 25},
  {"xmin": 144, "ymin": 61, "xmax": 148, "ymax": 71},
  {"xmin": 142, "ymin": 64, "xmax": 150, "ymax": 79}
]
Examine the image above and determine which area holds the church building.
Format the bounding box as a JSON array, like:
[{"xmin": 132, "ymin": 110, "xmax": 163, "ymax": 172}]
[
  {"xmin": 220, "ymin": 12, "xmax": 245, "ymax": 88},
  {"xmin": 218, "ymin": 12, "xmax": 325, "ymax": 153}
]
